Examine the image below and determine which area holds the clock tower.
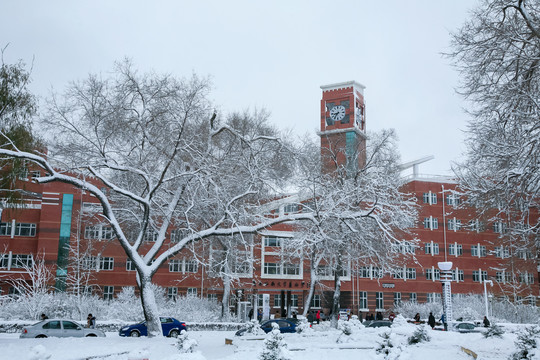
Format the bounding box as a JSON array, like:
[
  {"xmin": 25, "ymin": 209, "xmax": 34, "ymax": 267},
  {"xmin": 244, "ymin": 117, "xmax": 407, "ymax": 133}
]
[{"xmin": 318, "ymin": 81, "xmax": 367, "ymax": 175}]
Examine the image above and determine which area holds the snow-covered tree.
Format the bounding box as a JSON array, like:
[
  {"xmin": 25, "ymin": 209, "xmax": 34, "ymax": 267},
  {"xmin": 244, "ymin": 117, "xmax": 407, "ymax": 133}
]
[
  {"xmin": 0, "ymin": 61, "xmax": 318, "ymax": 336},
  {"xmin": 294, "ymin": 130, "xmax": 418, "ymax": 325},
  {"xmin": 259, "ymin": 322, "xmax": 291, "ymax": 360},
  {"xmin": 449, "ymin": 0, "xmax": 540, "ymax": 255}
]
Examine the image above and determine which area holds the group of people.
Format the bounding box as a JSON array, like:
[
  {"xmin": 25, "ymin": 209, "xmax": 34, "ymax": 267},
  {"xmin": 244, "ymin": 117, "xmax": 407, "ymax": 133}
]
[{"xmin": 40, "ymin": 313, "xmax": 96, "ymax": 328}]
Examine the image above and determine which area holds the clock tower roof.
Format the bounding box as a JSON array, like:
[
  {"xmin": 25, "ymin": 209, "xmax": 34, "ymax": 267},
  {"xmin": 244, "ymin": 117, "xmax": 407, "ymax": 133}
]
[{"xmin": 320, "ymin": 80, "xmax": 366, "ymax": 95}]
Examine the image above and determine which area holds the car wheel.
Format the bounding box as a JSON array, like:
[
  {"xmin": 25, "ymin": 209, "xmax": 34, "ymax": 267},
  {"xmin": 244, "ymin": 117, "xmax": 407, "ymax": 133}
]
[
  {"xmin": 130, "ymin": 330, "xmax": 140, "ymax": 337},
  {"xmin": 169, "ymin": 330, "xmax": 179, "ymax": 338},
  {"xmin": 35, "ymin": 334, "xmax": 47, "ymax": 338},
  {"xmin": 86, "ymin": 334, "xmax": 97, "ymax": 337}
]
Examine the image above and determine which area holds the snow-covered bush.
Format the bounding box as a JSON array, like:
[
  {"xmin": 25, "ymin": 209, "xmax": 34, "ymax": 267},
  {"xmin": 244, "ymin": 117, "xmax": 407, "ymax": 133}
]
[
  {"xmin": 103, "ymin": 287, "xmax": 142, "ymax": 321},
  {"xmin": 407, "ymin": 324, "xmax": 431, "ymax": 345},
  {"xmin": 336, "ymin": 320, "xmax": 353, "ymax": 343},
  {"xmin": 510, "ymin": 326, "xmax": 540, "ymax": 360},
  {"xmin": 243, "ymin": 319, "xmax": 265, "ymax": 336},
  {"xmin": 176, "ymin": 330, "xmax": 198, "ymax": 353},
  {"xmin": 348, "ymin": 315, "xmax": 364, "ymax": 330},
  {"xmin": 28, "ymin": 345, "xmax": 51, "ymax": 360},
  {"xmin": 375, "ymin": 331, "xmax": 394, "ymax": 357},
  {"xmin": 295, "ymin": 318, "xmax": 313, "ymax": 334},
  {"xmin": 483, "ymin": 323, "xmax": 504, "ymax": 338},
  {"xmin": 259, "ymin": 323, "xmax": 291, "ymax": 360}
]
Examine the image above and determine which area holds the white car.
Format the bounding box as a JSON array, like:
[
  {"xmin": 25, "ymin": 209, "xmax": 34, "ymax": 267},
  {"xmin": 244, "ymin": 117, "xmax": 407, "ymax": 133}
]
[{"xmin": 20, "ymin": 319, "xmax": 105, "ymax": 338}]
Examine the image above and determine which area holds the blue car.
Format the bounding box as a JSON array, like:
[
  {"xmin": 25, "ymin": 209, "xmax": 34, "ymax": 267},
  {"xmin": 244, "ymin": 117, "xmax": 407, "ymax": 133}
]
[{"xmin": 119, "ymin": 317, "xmax": 186, "ymax": 337}]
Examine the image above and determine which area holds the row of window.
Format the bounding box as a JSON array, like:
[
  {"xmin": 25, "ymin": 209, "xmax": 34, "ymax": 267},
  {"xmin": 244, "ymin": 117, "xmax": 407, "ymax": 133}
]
[
  {"xmin": 0, "ymin": 222, "xmax": 37, "ymax": 237},
  {"xmin": 423, "ymin": 217, "xmax": 506, "ymax": 233},
  {"xmin": 422, "ymin": 192, "xmax": 461, "ymax": 206},
  {"xmin": 424, "ymin": 242, "xmax": 534, "ymax": 259},
  {"xmin": 0, "ymin": 254, "xmax": 33, "ymax": 269},
  {"xmin": 424, "ymin": 268, "xmax": 534, "ymax": 284}
]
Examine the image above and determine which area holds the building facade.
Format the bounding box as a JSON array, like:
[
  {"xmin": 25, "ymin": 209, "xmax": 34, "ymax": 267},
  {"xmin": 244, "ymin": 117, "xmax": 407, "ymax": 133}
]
[{"xmin": 1, "ymin": 81, "xmax": 538, "ymax": 318}]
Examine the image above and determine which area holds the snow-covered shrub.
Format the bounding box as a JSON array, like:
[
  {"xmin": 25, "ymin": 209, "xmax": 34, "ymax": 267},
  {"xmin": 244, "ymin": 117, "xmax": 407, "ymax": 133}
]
[
  {"xmin": 393, "ymin": 301, "xmax": 441, "ymax": 322},
  {"xmin": 166, "ymin": 295, "xmax": 220, "ymax": 322},
  {"xmin": 349, "ymin": 315, "xmax": 364, "ymax": 330},
  {"xmin": 407, "ymin": 324, "xmax": 431, "ymax": 345},
  {"xmin": 176, "ymin": 330, "xmax": 198, "ymax": 353},
  {"xmin": 28, "ymin": 345, "xmax": 51, "ymax": 360},
  {"xmin": 510, "ymin": 326, "xmax": 540, "ymax": 360},
  {"xmin": 295, "ymin": 318, "xmax": 313, "ymax": 334},
  {"xmin": 243, "ymin": 319, "xmax": 265, "ymax": 336},
  {"xmin": 259, "ymin": 323, "xmax": 291, "ymax": 360},
  {"xmin": 375, "ymin": 331, "xmax": 394, "ymax": 357},
  {"xmin": 103, "ymin": 286, "xmax": 143, "ymax": 321},
  {"xmin": 483, "ymin": 323, "xmax": 504, "ymax": 338},
  {"xmin": 458, "ymin": 307, "xmax": 480, "ymax": 322},
  {"xmin": 336, "ymin": 320, "xmax": 353, "ymax": 343}
]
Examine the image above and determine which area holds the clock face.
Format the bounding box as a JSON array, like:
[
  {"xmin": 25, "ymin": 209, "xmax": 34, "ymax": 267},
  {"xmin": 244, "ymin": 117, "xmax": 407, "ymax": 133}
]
[{"xmin": 329, "ymin": 105, "xmax": 346, "ymax": 121}]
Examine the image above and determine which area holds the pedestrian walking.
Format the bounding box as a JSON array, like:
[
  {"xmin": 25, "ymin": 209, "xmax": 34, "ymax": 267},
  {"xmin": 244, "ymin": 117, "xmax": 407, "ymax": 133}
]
[{"xmin": 428, "ymin": 312, "xmax": 436, "ymax": 329}]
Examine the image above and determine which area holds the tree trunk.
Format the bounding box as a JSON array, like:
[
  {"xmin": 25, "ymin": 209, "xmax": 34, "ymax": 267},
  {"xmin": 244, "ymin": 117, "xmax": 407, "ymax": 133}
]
[
  {"xmin": 331, "ymin": 271, "xmax": 341, "ymax": 328},
  {"xmin": 302, "ymin": 266, "xmax": 318, "ymax": 316},
  {"xmin": 138, "ymin": 273, "xmax": 162, "ymax": 337},
  {"xmin": 221, "ymin": 272, "xmax": 231, "ymax": 320}
]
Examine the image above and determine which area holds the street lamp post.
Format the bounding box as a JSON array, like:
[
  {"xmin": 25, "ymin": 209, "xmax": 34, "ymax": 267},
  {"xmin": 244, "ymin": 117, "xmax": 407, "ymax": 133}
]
[
  {"xmin": 483, "ymin": 280, "xmax": 493, "ymax": 318},
  {"xmin": 438, "ymin": 261, "xmax": 453, "ymax": 331}
]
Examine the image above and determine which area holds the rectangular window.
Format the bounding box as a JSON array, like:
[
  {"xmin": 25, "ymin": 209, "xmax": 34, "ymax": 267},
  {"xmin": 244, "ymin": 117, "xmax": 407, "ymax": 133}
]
[
  {"xmin": 187, "ymin": 287, "xmax": 197, "ymax": 296},
  {"xmin": 493, "ymin": 222, "xmax": 506, "ymax": 233},
  {"xmin": 393, "ymin": 268, "xmax": 403, "ymax": 279},
  {"xmin": 406, "ymin": 268, "xmax": 416, "ymax": 280},
  {"xmin": 451, "ymin": 269, "xmax": 464, "ymax": 282},
  {"xmin": 99, "ymin": 257, "xmax": 114, "ymax": 271},
  {"xmin": 495, "ymin": 246, "xmax": 510, "ymax": 259},
  {"xmin": 82, "ymin": 256, "xmax": 98, "ymax": 271},
  {"xmin": 422, "ymin": 192, "xmax": 437, "ymax": 205},
  {"xmin": 290, "ymin": 294, "xmax": 299, "ymax": 307},
  {"xmin": 283, "ymin": 263, "xmax": 300, "ymax": 275},
  {"xmin": 447, "ymin": 219, "xmax": 462, "ymax": 231},
  {"xmin": 468, "ymin": 219, "xmax": 484, "ymax": 232},
  {"xmin": 84, "ymin": 224, "xmax": 113, "ymax": 240},
  {"xmin": 424, "ymin": 242, "xmax": 439, "ymax": 255},
  {"xmin": 359, "ymin": 291, "xmax": 368, "ymax": 309},
  {"xmin": 0, "ymin": 254, "xmax": 9, "ymax": 268},
  {"xmin": 169, "ymin": 259, "xmax": 182, "ymax": 272},
  {"xmin": 496, "ymin": 271, "xmax": 511, "ymax": 283},
  {"xmin": 264, "ymin": 236, "xmax": 282, "ymax": 247},
  {"xmin": 273, "ymin": 294, "xmax": 281, "ymax": 307},
  {"xmin": 283, "ymin": 204, "xmax": 299, "ymax": 214},
  {"xmin": 376, "ymin": 292, "xmax": 384, "ymax": 310},
  {"xmin": 167, "ymin": 287, "xmax": 178, "ymax": 300},
  {"xmin": 14, "ymin": 223, "xmax": 36, "ymax": 237},
  {"xmin": 11, "ymin": 254, "xmax": 33, "ymax": 268},
  {"xmin": 103, "ymin": 286, "xmax": 114, "ymax": 300},
  {"xmin": 311, "ymin": 294, "xmax": 321, "ymax": 308},
  {"xmin": 448, "ymin": 244, "xmax": 463, "ymax": 256},
  {"xmin": 471, "ymin": 245, "xmax": 487, "ymax": 257},
  {"xmin": 316, "ymin": 265, "xmax": 333, "ymax": 277},
  {"xmin": 427, "ymin": 293, "xmax": 441, "ymax": 303},
  {"xmin": 0, "ymin": 222, "xmax": 12, "ymax": 236},
  {"xmin": 126, "ymin": 259, "xmax": 136, "ymax": 271},
  {"xmin": 426, "ymin": 269, "xmax": 440, "ymax": 280},
  {"xmin": 394, "ymin": 292, "xmax": 401, "ymax": 306},
  {"xmin": 446, "ymin": 194, "xmax": 460, "ymax": 206},
  {"xmin": 423, "ymin": 217, "xmax": 438, "ymax": 230},
  {"xmin": 170, "ymin": 229, "xmax": 182, "ymax": 243},
  {"xmin": 144, "ymin": 229, "xmax": 158, "ymax": 242},
  {"xmin": 185, "ymin": 260, "xmax": 198, "ymax": 273},
  {"xmin": 473, "ymin": 270, "xmax": 488, "ymax": 282},
  {"xmin": 30, "ymin": 170, "xmax": 41, "ymax": 179},
  {"xmin": 409, "ymin": 293, "xmax": 417, "ymax": 303},
  {"xmin": 264, "ymin": 263, "xmax": 280, "ymax": 275},
  {"xmin": 207, "ymin": 294, "xmax": 218, "ymax": 301}
]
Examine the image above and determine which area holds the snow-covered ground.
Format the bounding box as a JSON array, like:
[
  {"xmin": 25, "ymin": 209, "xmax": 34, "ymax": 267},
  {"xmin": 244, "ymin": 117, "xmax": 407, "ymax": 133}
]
[{"xmin": 0, "ymin": 319, "xmax": 533, "ymax": 360}]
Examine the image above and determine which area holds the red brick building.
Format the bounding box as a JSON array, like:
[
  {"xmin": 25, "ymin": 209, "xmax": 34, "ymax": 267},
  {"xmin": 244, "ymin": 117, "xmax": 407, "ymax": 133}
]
[{"xmin": 1, "ymin": 81, "xmax": 538, "ymax": 317}]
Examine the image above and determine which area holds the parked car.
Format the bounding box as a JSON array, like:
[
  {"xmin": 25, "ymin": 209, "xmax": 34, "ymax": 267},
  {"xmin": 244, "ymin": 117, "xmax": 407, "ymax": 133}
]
[
  {"xmin": 365, "ymin": 320, "xmax": 393, "ymax": 328},
  {"xmin": 118, "ymin": 317, "xmax": 186, "ymax": 337},
  {"xmin": 235, "ymin": 319, "xmax": 297, "ymax": 336},
  {"xmin": 20, "ymin": 319, "xmax": 105, "ymax": 338},
  {"xmin": 453, "ymin": 322, "xmax": 483, "ymax": 333}
]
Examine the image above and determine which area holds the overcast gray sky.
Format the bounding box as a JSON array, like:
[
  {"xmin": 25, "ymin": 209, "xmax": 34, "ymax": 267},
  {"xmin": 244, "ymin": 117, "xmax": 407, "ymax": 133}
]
[{"xmin": 1, "ymin": 0, "xmax": 478, "ymax": 176}]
